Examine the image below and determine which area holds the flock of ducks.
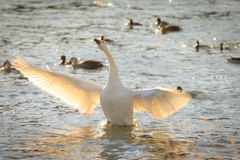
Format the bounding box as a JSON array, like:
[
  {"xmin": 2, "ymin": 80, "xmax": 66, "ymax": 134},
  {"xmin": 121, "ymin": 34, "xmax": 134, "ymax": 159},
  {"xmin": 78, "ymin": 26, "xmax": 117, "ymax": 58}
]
[{"xmin": 1, "ymin": 17, "xmax": 239, "ymax": 126}]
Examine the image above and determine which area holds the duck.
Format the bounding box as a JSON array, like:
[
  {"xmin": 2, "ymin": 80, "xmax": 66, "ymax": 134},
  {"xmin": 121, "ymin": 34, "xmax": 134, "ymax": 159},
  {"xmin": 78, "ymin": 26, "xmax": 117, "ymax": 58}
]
[
  {"xmin": 0, "ymin": 60, "xmax": 20, "ymax": 74},
  {"xmin": 99, "ymin": 35, "xmax": 116, "ymax": 43},
  {"xmin": 154, "ymin": 17, "xmax": 169, "ymax": 27},
  {"xmin": 59, "ymin": 55, "xmax": 67, "ymax": 65},
  {"xmin": 126, "ymin": 18, "xmax": 142, "ymax": 29},
  {"xmin": 226, "ymin": 56, "xmax": 240, "ymax": 63},
  {"xmin": 12, "ymin": 39, "xmax": 192, "ymax": 126},
  {"xmin": 194, "ymin": 40, "xmax": 210, "ymax": 51},
  {"xmin": 157, "ymin": 24, "xmax": 181, "ymax": 34},
  {"xmin": 220, "ymin": 42, "xmax": 231, "ymax": 50},
  {"xmin": 66, "ymin": 57, "xmax": 103, "ymax": 69}
]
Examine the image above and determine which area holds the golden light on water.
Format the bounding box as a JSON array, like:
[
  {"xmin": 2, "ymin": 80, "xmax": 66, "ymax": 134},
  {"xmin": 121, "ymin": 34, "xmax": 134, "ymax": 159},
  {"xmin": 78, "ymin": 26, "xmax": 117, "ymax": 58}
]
[
  {"xmin": 213, "ymin": 37, "xmax": 216, "ymax": 41},
  {"xmin": 108, "ymin": 1, "xmax": 113, "ymax": 6},
  {"xmin": 127, "ymin": 4, "xmax": 130, "ymax": 8},
  {"xmin": 169, "ymin": 0, "xmax": 172, "ymax": 2},
  {"xmin": 94, "ymin": 1, "xmax": 103, "ymax": 4}
]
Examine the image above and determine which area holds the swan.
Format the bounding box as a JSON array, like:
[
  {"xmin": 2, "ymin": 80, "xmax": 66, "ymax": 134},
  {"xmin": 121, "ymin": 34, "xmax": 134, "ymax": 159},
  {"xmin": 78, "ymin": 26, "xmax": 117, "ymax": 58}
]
[
  {"xmin": 1, "ymin": 60, "xmax": 20, "ymax": 74},
  {"xmin": 66, "ymin": 57, "xmax": 103, "ymax": 69},
  {"xmin": 220, "ymin": 42, "xmax": 230, "ymax": 50},
  {"xmin": 13, "ymin": 39, "xmax": 192, "ymax": 126}
]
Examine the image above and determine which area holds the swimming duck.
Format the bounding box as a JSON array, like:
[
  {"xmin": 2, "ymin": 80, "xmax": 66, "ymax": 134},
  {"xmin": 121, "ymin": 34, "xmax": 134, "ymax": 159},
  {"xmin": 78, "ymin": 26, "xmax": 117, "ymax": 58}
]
[
  {"xmin": 99, "ymin": 35, "xmax": 116, "ymax": 43},
  {"xmin": 126, "ymin": 18, "xmax": 143, "ymax": 29},
  {"xmin": 226, "ymin": 56, "xmax": 240, "ymax": 63},
  {"xmin": 194, "ymin": 40, "xmax": 210, "ymax": 51},
  {"xmin": 13, "ymin": 39, "xmax": 191, "ymax": 126},
  {"xmin": 220, "ymin": 42, "xmax": 231, "ymax": 50},
  {"xmin": 157, "ymin": 24, "xmax": 181, "ymax": 34},
  {"xmin": 67, "ymin": 57, "xmax": 103, "ymax": 69},
  {"xmin": 0, "ymin": 60, "xmax": 20, "ymax": 74},
  {"xmin": 154, "ymin": 17, "xmax": 169, "ymax": 27}
]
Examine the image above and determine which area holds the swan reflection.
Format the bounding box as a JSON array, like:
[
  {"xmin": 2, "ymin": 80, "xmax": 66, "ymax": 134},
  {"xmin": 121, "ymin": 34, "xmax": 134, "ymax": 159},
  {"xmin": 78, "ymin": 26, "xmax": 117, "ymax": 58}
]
[{"xmin": 24, "ymin": 124, "xmax": 190, "ymax": 159}]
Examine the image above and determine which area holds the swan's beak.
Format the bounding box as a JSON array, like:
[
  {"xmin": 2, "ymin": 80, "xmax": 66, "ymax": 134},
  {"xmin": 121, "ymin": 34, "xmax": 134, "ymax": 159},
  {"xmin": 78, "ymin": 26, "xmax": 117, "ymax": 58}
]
[{"xmin": 94, "ymin": 39, "xmax": 103, "ymax": 44}]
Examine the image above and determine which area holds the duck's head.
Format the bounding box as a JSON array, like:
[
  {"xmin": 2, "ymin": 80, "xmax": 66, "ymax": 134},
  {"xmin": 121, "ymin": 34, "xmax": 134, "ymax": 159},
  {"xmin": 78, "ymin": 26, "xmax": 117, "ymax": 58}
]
[
  {"xmin": 128, "ymin": 18, "xmax": 133, "ymax": 25},
  {"xmin": 68, "ymin": 57, "xmax": 78, "ymax": 65},
  {"xmin": 176, "ymin": 86, "xmax": 182, "ymax": 92},
  {"xmin": 99, "ymin": 35, "xmax": 104, "ymax": 40},
  {"xmin": 195, "ymin": 40, "xmax": 200, "ymax": 47},
  {"xmin": 156, "ymin": 17, "xmax": 161, "ymax": 23},
  {"xmin": 59, "ymin": 55, "xmax": 66, "ymax": 64},
  {"xmin": 0, "ymin": 60, "xmax": 11, "ymax": 70},
  {"xmin": 220, "ymin": 42, "xmax": 223, "ymax": 50},
  {"xmin": 94, "ymin": 39, "xmax": 107, "ymax": 52}
]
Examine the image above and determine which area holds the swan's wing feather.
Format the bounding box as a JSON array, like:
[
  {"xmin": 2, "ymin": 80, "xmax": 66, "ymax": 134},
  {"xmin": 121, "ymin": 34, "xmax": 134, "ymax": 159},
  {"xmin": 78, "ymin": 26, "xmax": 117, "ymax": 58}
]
[
  {"xmin": 132, "ymin": 87, "xmax": 192, "ymax": 119},
  {"xmin": 13, "ymin": 57, "xmax": 103, "ymax": 115}
]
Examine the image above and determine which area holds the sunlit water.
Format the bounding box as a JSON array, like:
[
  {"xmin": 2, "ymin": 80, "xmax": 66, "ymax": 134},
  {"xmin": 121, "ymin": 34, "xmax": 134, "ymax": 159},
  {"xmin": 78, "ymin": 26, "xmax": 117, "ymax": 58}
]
[{"xmin": 1, "ymin": 0, "xmax": 240, "ymax": 159}]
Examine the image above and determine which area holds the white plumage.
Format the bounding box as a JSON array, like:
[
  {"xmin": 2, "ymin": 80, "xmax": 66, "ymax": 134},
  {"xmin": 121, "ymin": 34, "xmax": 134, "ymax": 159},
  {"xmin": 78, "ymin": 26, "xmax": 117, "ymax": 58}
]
[{"xmin": 13, "ymin": 39, "xmax": 192, "ymax": 126}]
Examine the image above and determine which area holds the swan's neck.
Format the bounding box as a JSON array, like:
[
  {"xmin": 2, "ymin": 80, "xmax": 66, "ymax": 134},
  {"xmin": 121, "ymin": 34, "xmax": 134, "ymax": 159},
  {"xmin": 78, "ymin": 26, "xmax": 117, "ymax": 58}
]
[{"xmin": 103, "ymin": 47, "xmax": 122, "ymax": 85}]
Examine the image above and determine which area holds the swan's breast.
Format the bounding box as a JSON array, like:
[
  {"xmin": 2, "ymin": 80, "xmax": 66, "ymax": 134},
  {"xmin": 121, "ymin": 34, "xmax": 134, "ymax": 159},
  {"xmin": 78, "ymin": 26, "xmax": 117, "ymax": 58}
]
[{"xmin": 99, "ymin": 85, "xmax": 133, "ymax": 125}]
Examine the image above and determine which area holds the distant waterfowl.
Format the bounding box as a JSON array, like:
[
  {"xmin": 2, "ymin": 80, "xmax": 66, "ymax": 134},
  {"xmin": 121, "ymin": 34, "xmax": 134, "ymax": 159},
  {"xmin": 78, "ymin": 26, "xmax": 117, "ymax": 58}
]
[
  {"xmin": 99, "ymin": 35, "xmax": 116, "ymax": 43},
  {"xmin": 226, "ymin": 56, "xmax": 240, "ymax": 63},
  {"xmin": 126, "ymin": 18, "xmax": 142, "ymax": 29},
  {"xmin": 0, "ymin": 60, "xmax": 20, "ymax": 74},
  {"xmin": 157, "ymin": 24, "xmax": 181, "ymax": 34},
  {"xmin": 154, "ymin": 17, "xmax": 169, "ymax": 27},
  {"xmin": 13, "ymin": 39, "xmax": 192, "ymax": 126},
  {"xmin": 67, "ymin": 57, "xmax": 103, "ymax": 69},
  {"xmin": 220, "ymin": 42, "xmax": 231, "ymax": 50},
  {"xmin": 194, "ymin": 40, "xmax": 209, "ymax": 51}
]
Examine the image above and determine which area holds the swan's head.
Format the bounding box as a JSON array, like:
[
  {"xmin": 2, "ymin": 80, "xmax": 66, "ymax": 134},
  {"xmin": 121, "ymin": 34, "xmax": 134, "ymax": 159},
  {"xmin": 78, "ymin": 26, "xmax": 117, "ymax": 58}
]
[
  {"xmin": 68, "ymin": 57, "xmax": 78, "ymax": 65},
  {"xmin": 0, "ymin": 60, "xmax": 11, "ymax": 69},
  {"xmin": 94, "ymin": 39, "xmax": 108, "ymax": 52}
]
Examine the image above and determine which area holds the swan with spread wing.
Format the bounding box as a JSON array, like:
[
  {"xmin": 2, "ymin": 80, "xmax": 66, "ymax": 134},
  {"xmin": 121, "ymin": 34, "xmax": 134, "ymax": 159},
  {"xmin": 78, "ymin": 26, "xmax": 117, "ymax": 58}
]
[{"xmin": 13, "ymin": 39, "xmax": 192, "ymax": 126}]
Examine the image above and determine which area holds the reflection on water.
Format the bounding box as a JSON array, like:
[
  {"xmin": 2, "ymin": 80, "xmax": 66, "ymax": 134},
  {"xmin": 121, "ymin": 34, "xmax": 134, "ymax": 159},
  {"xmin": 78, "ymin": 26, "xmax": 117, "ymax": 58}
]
[{"xmin": 21, "ymin": 124, "xmax": 192, "ymax": 159}]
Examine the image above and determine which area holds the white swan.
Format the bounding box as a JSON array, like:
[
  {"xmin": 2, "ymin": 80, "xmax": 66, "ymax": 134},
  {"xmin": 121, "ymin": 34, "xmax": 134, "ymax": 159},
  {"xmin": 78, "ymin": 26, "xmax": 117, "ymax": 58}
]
[{"xmin": 13, "ymin": 39, "xmax": 192, "ymax": 126}]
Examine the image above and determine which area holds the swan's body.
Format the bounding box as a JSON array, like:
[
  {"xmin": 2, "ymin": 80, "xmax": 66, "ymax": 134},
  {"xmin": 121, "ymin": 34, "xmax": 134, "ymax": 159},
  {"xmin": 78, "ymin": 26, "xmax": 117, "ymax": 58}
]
[
  {"xmin": 13, "ymin": 39, "xmax": 191, "ymax": 126},
  {"xmin": 67, "ymin": 57, "xmax": 103, "ymax": 69}
]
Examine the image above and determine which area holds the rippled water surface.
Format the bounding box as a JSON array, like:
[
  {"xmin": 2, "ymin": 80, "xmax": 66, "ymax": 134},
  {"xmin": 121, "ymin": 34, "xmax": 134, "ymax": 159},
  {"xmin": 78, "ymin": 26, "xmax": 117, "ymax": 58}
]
[{"xmin": 1, "ymin": 0, "xmax": 240, "ymax": 159}]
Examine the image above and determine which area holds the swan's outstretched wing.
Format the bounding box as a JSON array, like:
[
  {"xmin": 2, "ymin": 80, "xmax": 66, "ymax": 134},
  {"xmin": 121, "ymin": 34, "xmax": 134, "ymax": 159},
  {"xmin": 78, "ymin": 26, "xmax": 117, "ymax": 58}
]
[
  {"xmin": 13, "ymin": 57, "xmax": 103, "ymax": 115},
  {"xmin": 132, "ymin": 87, "xmax": 192, "ymax": 119}
]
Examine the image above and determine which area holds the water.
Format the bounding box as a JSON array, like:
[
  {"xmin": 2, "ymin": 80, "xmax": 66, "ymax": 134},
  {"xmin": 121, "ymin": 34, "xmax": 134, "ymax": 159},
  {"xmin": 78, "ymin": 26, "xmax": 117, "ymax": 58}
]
[{"xmin": 1, "ymin": 0, "xmax": 240, "ymax": 159}]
